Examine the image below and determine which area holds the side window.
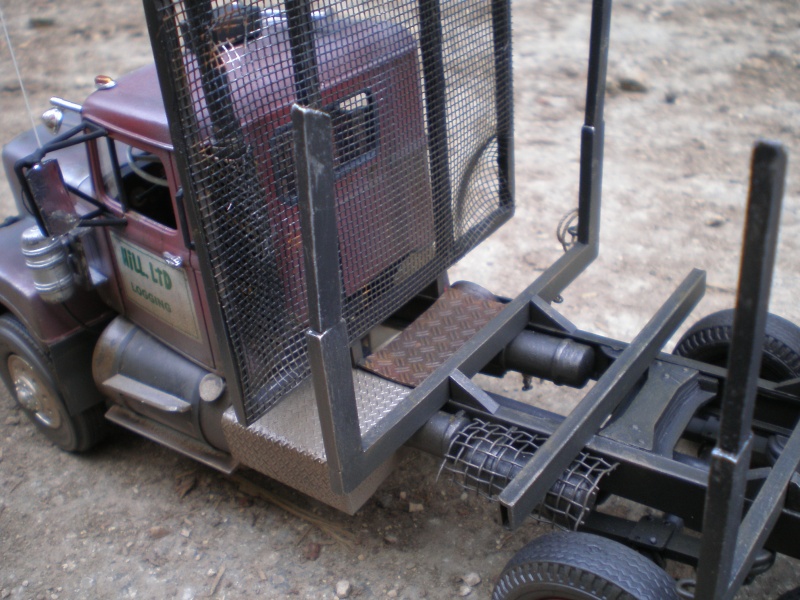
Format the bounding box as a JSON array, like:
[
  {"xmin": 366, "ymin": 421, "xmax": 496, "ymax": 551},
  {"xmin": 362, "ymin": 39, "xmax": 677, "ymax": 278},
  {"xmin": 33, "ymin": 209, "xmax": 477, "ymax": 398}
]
[
  {"xmin": 96, "ymin": 138, "xmax": 177, "ymax": 230},
  {"xmin": 268, "ymin": 89, "xmax": 379, "ymax": 204}
]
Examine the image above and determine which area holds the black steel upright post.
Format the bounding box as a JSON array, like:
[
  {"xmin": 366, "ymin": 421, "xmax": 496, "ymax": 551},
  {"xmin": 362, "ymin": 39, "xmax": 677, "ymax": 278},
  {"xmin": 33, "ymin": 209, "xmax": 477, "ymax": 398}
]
[
  {"xmin": 284, "ymin": 0, "xmax": 322, "ymax": 109},
  {"xmin": 535, "ymin": 0, "xmax": 610, "ymax": 305},
  {"xmin": 417, "ymin": 0, "xmax": 455, "ymax": 257},
  {"xmin": 183, "ymin": 2, "xmax": 242, "ymax": 138},
  {"xmin": 576, "ymin": 0, "xmax": 611, "ymax": 249},
  {"xmin": 694, "ymin": 142, "xmax": 787, "ymax": 599},
  {"xmin": 491, "ymin": 0, "xmax": 514, "ymax": 210}
]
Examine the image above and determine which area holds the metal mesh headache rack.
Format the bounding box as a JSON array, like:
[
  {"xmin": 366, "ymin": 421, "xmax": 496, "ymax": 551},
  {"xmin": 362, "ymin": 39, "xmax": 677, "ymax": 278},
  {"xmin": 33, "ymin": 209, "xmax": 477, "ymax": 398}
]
[{"xmin": 143, "ymin": 0, "xmax": 513, "ymax": 425}]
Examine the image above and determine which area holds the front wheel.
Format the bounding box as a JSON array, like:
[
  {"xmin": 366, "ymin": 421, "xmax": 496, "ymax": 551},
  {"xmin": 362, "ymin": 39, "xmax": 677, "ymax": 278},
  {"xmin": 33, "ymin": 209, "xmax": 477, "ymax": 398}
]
[
  {"xmin": 492, "ymin": 532, "xmax": 678, "ymax": 600},
  {"xmin": 0, "ymin": 314, "xmax": 107, "ymax": 452}
]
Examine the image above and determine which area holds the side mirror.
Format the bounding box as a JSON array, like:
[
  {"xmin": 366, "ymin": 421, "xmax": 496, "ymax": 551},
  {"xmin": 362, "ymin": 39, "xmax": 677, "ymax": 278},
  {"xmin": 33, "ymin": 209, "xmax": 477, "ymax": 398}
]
[{"xmin": 25, "ymin": 159, "xmax": 79, "ymax": 236}]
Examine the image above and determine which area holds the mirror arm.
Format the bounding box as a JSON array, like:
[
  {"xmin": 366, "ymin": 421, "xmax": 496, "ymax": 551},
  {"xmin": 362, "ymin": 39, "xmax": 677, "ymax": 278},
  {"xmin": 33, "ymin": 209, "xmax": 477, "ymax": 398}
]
[{"xmin": 14, "ymin": 122, "xmax": 109, "ymax": 234}]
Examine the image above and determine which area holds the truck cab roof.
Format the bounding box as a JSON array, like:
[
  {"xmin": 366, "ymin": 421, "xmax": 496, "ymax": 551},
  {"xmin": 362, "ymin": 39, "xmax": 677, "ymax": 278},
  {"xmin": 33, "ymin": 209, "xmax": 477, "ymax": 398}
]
[{"xmin": 82, "ymin": 64, "xmax": 172, "ymax": 150}]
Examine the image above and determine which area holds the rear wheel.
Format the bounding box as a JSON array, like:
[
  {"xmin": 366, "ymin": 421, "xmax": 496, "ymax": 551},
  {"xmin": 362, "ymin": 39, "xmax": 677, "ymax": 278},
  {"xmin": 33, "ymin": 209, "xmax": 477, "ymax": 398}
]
[
  {"xmin": 674, "ymin": 309, "xmax": 800, "ymax": 382},
  {"xmin": 492, "ymin": 532, "xmax": 678, "ymax": 600},
  {"xmin": 0, "ymin": 314, "xmax": 107, "ymax": 452}
]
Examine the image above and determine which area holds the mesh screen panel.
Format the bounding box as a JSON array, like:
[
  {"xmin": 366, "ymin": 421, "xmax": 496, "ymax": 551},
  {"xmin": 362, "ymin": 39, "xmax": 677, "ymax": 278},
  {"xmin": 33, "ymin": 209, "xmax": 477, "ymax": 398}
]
[{"xmin": 145, "ymin": 0, "xmax": 513, "ymax": 424}]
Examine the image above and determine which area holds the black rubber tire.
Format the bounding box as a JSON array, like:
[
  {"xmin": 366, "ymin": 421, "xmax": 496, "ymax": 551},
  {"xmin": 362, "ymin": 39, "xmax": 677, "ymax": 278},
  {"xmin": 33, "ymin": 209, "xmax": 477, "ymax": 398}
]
[
  {"xmin": 674, "ymin": 309, "xmax": 800, "ymax": 382},
  {"xmin": 492, "ymin": 532, "xmax": 678, "ymax": 600},
  {"xmin": 0, "ymin": 314, "xmax": 107, "ymax": 452}
]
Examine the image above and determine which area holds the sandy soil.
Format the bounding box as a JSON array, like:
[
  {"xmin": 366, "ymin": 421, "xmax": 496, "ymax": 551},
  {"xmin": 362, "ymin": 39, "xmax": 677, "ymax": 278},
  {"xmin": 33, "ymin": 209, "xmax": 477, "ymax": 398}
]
[{"xmin": 0, "ymin": 0, "xmax": 798, "ymax": 598}]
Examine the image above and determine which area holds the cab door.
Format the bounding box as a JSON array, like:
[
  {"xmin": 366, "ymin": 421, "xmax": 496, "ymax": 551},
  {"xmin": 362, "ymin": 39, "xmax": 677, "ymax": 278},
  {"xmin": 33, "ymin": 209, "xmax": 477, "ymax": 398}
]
[{"xmin": 93, "ymin": 134, "xmax": 215, "ymax": 369}]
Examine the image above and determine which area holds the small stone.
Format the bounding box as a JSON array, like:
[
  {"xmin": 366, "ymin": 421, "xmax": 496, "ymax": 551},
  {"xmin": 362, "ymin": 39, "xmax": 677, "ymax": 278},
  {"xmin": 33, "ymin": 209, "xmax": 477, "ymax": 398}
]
[
  {"xmin": 705, "ymin": 216, "xmax": 725, "ymax": 228},
  {"xmin": 408, "ymin": 502, "xmax": 424, "ymax": 513},
  {"xmin": 383, "ymin": 533, "xmax": 399, "ymax": 545},
  {"xmin": 376, "ymin": 494, "xmax": 395, "ymax": 510},
  {"xmin": 664, "ymin": 91, "xmax": 678, "ymax": 104},
  {"xmin": 148, "ymin": 526, "xmax": 170, "ymax": 540},
  {"xmin": 304, "ymin": 542, "xmax": 321, "ymax": 561},
  {"xmin": 180, "ymin": 529, "xmax": 191, "ymax": 538},
  {"xmin": 29, "ymin": 17, "xmax": 56, "ymax": 28},
  {"xmin": 458, "ymin": 585, "xmax": 473, "ymax": 596},
  {"xmin": 399, "ymin": 491, "xmax": 408, "ymax": 500},
  {"xmin": 175, "ymin": 474, "xmax": 196, "ymax": 499},
  {"xmin": 4, "ymin": 416, "xmax": 20, "ymax": 426},
  {"xmin": 618, "ymin": 77, "xmax": 648, "ymax": 93},
  {"xmin": 206, "ymin": 568, "xmax": 217, "ymax": 577},
  {"xmin": 462, "ymin": 573, "xmax": 481, "ymax": 587},
  {"xmin": 335, "ymin": 580, "xmax": 352, "ymax": 598},
  {"xmin": 358, "ymin": 554, "xmax": 365, "ymax": 561},
  {"xmin": 387, "ymin": 590, "xmax": 398, "ymax": 598}
]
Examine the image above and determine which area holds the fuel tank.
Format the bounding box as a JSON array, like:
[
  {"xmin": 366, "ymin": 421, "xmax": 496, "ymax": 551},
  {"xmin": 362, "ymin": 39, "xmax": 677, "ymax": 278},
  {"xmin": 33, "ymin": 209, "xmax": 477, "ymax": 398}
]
[{"xmin": 93, "ymin": 317, "xmax": 229, "ymax": 451}]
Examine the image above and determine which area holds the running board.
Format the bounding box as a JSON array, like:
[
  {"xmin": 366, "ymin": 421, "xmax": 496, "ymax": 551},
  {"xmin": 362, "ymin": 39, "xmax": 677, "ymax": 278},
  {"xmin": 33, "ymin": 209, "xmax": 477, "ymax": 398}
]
[
  {"xmin": 106, "ymin": 405, "xmax": 238, "ymax": 474},
  {"xmin": 102, "ymin": 374, "xmax": 192, "ymax": 413}
]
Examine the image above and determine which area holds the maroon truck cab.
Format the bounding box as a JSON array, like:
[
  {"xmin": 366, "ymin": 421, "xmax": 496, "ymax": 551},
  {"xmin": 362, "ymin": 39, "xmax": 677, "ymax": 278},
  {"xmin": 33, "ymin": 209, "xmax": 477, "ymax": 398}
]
[
  {"xmin": 76, "ymin": 12, "xmax": 433, "ymax": 358},
  {"xmin": 0, "ymin": 9, "xmax": 433, "ymax": 454}
]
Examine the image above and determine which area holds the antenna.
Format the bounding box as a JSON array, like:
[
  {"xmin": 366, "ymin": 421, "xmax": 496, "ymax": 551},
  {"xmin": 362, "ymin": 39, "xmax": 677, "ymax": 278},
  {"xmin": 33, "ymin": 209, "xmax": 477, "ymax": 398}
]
[{"xmin": 0, "ymin": 5, "xmax": 42, "ymax": 147}]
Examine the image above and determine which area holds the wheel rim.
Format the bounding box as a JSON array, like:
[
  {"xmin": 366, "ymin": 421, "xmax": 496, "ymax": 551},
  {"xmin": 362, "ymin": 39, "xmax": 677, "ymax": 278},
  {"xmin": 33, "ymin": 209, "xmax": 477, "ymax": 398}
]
[{"xmin": 8, "ymin": 354, "xmax": 61, "ymax": 429}]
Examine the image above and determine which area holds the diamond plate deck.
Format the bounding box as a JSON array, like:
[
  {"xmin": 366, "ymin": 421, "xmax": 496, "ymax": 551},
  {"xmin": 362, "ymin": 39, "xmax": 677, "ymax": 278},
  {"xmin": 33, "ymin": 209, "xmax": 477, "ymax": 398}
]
[
  {"xmin": 361, "ymin": 286, "xmax": 505, "ymax": 387},
  {"xmin": 222, "ymin": 370, "xmax": 410, "ymax": 514}
]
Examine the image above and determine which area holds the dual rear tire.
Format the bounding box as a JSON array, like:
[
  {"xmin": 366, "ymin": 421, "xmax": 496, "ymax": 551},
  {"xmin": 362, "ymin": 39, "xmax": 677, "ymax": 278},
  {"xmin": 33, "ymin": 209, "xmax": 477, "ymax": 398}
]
[
  {"xmin": 493, "ymin": 532, "xmax": 678, "ymax": 600},
  {"xmin": 673, "ymin": 309, "xmax": 800, "ymax": 382}
]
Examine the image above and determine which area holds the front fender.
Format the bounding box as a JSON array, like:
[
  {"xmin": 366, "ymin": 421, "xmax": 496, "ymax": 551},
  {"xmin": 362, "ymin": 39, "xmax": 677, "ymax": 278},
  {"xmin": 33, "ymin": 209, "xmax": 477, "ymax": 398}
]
[{"xmin": 0, "ymin": 216, "xmax": 114, "ymax": 416}]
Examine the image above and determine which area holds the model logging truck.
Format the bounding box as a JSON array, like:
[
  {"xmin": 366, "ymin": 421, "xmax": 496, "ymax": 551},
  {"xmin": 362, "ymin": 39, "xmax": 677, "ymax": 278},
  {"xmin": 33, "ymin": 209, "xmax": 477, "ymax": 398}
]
[{"xmin": 2, "ymin": 1, "xmax": 799, "ymax": 598}]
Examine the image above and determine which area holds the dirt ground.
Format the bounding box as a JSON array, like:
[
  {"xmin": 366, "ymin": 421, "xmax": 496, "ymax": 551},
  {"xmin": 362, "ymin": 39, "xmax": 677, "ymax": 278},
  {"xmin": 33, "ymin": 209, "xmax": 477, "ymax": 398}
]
[{"xmin": 0, "ymin": 0, "xmax": 798, "ymax": 598}]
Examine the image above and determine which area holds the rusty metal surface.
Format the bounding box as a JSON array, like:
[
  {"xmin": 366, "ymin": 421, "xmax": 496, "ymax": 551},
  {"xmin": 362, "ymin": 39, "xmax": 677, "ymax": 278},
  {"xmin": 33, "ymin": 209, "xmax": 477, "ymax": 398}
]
[
  {"xmin": 221, "ymin": 370, "xmax": 409, "ymax": 513},
  {"xmin": 361, "ymin": 286, "xmax": 505, "ymax": 387}
]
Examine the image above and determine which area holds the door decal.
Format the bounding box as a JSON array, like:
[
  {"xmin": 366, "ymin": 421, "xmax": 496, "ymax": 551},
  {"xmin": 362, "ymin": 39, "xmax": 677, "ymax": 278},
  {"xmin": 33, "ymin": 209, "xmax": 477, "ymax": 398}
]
[{"xmin": 110, "ymin": 233, "xmax": 201, "ymax": 341}]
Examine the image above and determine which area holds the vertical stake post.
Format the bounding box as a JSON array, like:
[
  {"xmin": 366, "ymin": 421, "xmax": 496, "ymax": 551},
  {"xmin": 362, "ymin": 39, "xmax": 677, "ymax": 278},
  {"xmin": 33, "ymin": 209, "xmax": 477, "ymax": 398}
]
[
  {"xmin": 293, "ymin": 105, "xmax": 363, "ymax": 495},
  {"xmin": 694, "ymin": 141, "xmax": 787, "ymax": 599},
  {"xmin": 576, "ymin": 0, "xmax": 612, "ymax": 251}
]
